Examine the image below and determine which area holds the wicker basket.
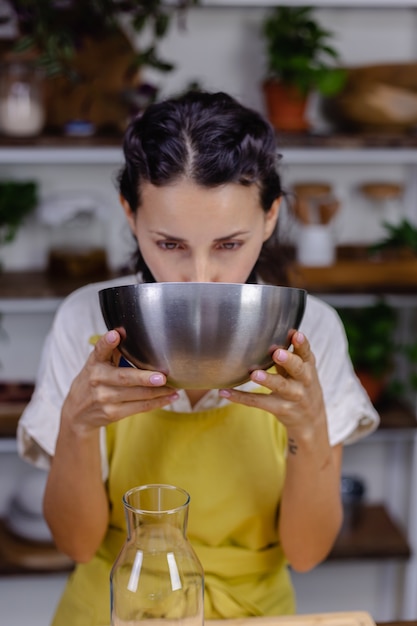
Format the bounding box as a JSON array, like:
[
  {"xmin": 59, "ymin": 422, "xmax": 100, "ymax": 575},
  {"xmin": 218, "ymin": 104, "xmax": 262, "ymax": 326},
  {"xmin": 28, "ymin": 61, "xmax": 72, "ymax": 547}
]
[{"xmin": 324, "ymin": 62, "xmax": 417, "ymax": 132}]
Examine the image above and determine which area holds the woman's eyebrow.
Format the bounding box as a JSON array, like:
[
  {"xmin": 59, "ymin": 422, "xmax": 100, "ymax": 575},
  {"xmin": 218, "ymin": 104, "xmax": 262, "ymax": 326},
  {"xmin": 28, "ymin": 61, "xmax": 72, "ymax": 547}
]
[
  {"xmin": 152, "ymin": 230, "xmax": 186, "ymax": 242},
  {"xmin": 152, "ymin": 230, "xmax": 250, "ymax": 242},
  {"xmin": 213, "ymin": 231, "xmax": 250, "ymax": 242}
]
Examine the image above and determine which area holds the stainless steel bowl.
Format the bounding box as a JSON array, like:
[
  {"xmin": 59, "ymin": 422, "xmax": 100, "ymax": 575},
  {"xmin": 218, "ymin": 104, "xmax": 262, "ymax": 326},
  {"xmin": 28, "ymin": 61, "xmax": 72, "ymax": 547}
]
[{"xmin": 99, "ymin": 282, "xmax": 306, "ymax": 389}]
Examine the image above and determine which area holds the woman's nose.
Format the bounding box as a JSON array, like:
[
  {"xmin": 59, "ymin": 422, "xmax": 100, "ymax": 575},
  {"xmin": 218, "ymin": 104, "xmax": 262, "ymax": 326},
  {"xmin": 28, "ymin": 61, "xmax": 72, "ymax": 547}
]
[{"xmin": 187, "ymin": 256, "xmax": 215, "ymax": 283}]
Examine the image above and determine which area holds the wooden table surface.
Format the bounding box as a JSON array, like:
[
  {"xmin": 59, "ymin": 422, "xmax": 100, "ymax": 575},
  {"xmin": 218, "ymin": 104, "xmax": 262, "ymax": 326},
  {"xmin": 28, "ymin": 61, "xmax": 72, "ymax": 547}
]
[
  {"xmin": 209, "ymin": 614, "xmax": 417, "ymax": 626},
  {"xmin": 209, "ymin": 615, "xmax": 371, "ymax": 626},
  {"xmin": 380, "ymin": 623, "xmax": 417, "ymax": 626}
]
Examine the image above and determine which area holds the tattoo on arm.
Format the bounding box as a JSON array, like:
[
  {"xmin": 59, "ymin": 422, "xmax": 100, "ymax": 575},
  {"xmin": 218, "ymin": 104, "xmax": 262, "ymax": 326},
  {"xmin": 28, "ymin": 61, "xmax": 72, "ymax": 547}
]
[{"xmin": 288, "ymin": 437, "xmax": 298, "ymax": 455}]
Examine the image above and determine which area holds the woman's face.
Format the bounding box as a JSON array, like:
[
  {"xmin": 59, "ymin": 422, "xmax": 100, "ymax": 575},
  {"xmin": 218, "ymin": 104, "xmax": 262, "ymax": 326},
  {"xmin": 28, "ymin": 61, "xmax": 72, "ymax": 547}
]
[{"xmin": 122, "ymin": 179, "xmax": 279, "ymax": 283}]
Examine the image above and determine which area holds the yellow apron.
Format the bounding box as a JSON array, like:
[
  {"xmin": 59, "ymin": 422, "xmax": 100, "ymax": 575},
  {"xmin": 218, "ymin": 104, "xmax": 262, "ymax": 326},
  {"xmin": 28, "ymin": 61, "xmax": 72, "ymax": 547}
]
[{"xmin": 52, "ymin": 401, "xmax": 294, "ymax": 625}]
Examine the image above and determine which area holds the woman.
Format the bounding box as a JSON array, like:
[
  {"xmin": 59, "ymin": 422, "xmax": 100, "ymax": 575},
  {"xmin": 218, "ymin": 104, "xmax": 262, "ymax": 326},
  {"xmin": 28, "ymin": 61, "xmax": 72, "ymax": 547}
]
[{"xmin": 18, "ymin": 91, "xmax": 378, "ymax": 624}]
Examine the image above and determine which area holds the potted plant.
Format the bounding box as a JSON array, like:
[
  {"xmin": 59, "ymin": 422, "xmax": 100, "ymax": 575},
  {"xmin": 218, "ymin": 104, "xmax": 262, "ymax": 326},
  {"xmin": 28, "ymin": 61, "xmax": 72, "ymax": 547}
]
[
  {"xmin": 1, "ymin": 1, "xmax": 197, "ymax": 132},
  {"xmin": 261, "ymin": 6, "xmax": 346, "ymax": 132},
  {"xmin": 0, "ymin": 180, "xmax": 38, "ymax": 246},
  {"xmin": 369, "ymin": 218, "xmax": 417, "ymax": 259},
  {"xmin": 337, "ymin": 301, "xmax": 398, "ymax": 405},
  {"xmin": 338, "ymin": 297, "xmax": 417, "ymax": 407}
]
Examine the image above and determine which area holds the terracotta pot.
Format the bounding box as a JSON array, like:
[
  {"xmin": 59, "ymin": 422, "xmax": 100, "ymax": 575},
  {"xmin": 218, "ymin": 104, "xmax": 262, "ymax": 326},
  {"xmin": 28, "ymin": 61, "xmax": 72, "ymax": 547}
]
[
  {"xmin": 262, "ymin": 80, "xmax": 309, "ymax": 132},
  {"xmin": 356, "ymin": 370, "xmax": 387, "ymax": 405}
]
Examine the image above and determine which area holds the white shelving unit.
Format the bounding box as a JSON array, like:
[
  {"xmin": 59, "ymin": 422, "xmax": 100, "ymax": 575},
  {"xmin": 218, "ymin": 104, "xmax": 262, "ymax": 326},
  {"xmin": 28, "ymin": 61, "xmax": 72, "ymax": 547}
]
[
  {"xmin": 2, "ymin": 145, "xmax": 417, "ymax": 166},
  {"xmin": 0, "ymin": 146, "xmax": 123, "ymax": 165}
]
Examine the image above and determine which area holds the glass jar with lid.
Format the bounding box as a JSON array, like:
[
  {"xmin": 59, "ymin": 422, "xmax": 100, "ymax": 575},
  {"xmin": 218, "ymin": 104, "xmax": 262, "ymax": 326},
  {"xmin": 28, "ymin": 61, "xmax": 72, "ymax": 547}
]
[
  {"xmin": 0, "ymin": 60, "xmax": 46, "ymax": 137},
  {"xmin": 359, "ymin": 182, "xmax": 404, "ymax": 227}
]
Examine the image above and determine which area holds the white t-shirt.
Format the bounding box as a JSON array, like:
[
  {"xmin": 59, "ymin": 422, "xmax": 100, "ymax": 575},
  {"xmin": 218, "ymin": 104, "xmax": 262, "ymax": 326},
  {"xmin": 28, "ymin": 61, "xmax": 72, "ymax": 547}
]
[{"xmin": 17, "ymin": 275, "xmax": 379, "ymax": 474}]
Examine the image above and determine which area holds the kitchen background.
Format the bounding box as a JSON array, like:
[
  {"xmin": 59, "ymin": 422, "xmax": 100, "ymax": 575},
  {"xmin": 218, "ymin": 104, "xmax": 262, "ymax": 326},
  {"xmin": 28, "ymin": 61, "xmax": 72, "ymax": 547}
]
[{"xmin": 1, "ymin": 1, "xmax": 417, "ymax": 625}]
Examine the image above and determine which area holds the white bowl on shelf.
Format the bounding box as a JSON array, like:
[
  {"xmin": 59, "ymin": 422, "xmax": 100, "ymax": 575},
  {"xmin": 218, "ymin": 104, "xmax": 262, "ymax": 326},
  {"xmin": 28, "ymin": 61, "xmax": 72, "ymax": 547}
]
[{"xmin": 5, "ymin": 498, "xmax": 53, "ymax": 543}]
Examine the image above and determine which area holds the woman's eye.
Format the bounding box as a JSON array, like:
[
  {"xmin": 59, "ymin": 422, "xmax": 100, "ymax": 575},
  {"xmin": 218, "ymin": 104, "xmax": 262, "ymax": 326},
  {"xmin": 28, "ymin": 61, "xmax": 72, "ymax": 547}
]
[
  {"xmin": 158, "ymin": 241, "xmax": 182, "ymax": 250},
  {"xmin": 218, "ymin": 241, "xmax": 242, "ymax": 250}
]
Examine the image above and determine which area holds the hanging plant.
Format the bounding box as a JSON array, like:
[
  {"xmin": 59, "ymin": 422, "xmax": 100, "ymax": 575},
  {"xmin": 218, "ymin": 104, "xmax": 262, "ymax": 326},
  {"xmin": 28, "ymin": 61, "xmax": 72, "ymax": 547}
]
[{"xmin": 4, "ymin": 0, "xmax": 198, "ymax": 77}]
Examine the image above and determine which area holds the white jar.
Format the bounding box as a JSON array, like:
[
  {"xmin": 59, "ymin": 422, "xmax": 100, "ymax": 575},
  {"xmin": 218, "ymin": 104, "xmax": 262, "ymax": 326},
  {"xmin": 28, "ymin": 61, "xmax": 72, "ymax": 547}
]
[
  {"xmin": 0, "ymin": 60, "xmax": 46, "ymax": 137},
  {"xmin": 296, "ymin": 224, "xmax": 336, "ymax": 267}
]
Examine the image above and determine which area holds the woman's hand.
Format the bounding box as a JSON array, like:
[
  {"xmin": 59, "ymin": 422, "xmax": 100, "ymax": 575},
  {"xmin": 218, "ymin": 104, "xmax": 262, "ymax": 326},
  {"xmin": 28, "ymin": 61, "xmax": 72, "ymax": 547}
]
[
  {"xmin": 219, "ymin": 331, "xmax": 324, "ymax": 434},
  {"xmin": 45, "ymin": 329, "xmax": 178, "ymax": 562},
  {"xmin": 220, "ymin": 330, "xmax": 343, "ymax": 571},
  {"xmin": 62, "ymin": 329, "xmax": 179, "ymax": 436}
]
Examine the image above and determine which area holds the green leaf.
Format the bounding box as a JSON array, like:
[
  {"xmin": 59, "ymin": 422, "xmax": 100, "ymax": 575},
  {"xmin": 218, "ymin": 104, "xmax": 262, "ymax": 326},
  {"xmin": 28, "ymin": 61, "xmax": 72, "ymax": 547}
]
[
  {"xmin": 154, "ymin": 13, "xmax": 170, "ymax": 38},
  {"xmin": 369, "ymin": 219, "xmax": 417, "ymax": 255},
  {"xmin": 409, "ymin": 372, "xmax": 417, "ymax": 391},
  {"xmin": 0, "ymin": 181, "xmax": 38, "ymax": 245}
]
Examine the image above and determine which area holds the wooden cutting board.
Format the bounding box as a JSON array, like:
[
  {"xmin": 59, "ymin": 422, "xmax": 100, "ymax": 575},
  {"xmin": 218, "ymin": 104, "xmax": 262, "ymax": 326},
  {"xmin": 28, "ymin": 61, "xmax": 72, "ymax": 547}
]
[{"xmin": 209, "ymin": 612, "xmax": 376, "ymax": 626}]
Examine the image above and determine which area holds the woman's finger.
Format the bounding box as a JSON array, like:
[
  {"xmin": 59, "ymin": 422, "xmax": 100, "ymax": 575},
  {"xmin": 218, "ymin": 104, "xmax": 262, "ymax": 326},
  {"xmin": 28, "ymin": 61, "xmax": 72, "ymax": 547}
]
[
  {"xmin": 91, "ymin": 376, "xmax": 176, "ymax": 404},
  {"xmin": 98, "ymin": 392, "xmax": 180, "ymax": 423},
  {"xmin": 93, "ymin": 330, "xmax": 122, "ymax": 363},
  {"xmin": 99, "ymin": 363, "xmax": 168, "ymax": 388},
  {"xmin": 290, "ymin": 331, "xmax": 314, "ymax": 364},
  {"xmin": 90, "ymin": 331, "xmax": 168, "ymax": 388},
  {"xmin": 219, "ymin": 386, "xmax": 296, "ymax": 417},
  {"xmin": 262, "ymin": 333, "xmax": 314, "ymax": 385}
]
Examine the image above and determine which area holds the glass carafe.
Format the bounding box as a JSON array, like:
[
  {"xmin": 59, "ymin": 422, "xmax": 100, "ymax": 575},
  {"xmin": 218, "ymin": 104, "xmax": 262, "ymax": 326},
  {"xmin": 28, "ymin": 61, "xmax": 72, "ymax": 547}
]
[{"xmin": 111, "ymin": 484, "xmax": 204, "ymax": 626}]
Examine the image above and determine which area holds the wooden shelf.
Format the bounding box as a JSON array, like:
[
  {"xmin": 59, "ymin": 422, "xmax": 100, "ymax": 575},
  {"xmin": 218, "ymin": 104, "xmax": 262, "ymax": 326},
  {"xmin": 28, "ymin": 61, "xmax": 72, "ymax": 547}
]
[
  {"xmin": 278, "ymin": 130, "xmax": 417, "ymax": 150},
  {"xmin": 0, "ymin": 403, "xmax": 27, "ymax": 438},
  {"xmin": 288, "ymin": 259, "xmax": 417, "ymax": 294},
  {"xmin": 2, "ymin": 263, "xmax": 417, "ymax": 306},
  {"xmin": 0, "ymin": 130, "xmax": 417, "ymax": 150},
  {"xmin": 329, "ymin": 504, "xmax": 411, "ymax": 561},
  {"xmin": 0, "ymin": 270, "xmax": 116, "ymax": 301},
  {"xmin": 0, "ymin": 519, "xmax": 74, "ymax": 576},
  {"xmin": 0, "ymin": 383, "xmax": 35, "ymax": 438}
]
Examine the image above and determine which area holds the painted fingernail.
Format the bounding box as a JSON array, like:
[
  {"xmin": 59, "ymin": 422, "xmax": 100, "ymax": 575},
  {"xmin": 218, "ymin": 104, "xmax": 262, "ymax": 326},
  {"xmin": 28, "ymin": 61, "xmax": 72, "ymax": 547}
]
[
  {"xmin": 219, "ymin": 389, "xmax": 231, "ymax": 398},
  {"xmin": 150, "ymin": 373, "xmax": 165, "ymax": 385},
  {"xmin": 106, "ymin": 330, "xmax": 118, "ymax": 343},
  {"xmin": 169, "ymin": 392, "xmax": 179, "ymax": 402},
  {"xmin": 253, "ymin": 370, "xmax": 267, "ymax": 382},
  {"xmin": 276, "ymin": 349, "xmax": 288, "ymax": 362},
  {"xmin": 295, "ymin": 332, "xmax": 305, "ymax": 344}
]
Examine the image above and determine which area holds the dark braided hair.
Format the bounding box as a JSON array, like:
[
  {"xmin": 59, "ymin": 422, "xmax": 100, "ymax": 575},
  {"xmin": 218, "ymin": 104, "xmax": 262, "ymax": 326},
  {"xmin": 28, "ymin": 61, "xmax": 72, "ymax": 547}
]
[{"xmin": 118, "ymin": 91, "xmax": 290, "ymax": 285}]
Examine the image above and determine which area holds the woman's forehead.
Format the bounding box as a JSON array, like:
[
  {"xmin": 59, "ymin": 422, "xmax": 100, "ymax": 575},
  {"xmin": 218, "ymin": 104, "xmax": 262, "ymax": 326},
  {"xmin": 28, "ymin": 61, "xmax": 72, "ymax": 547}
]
[
  {"xmin": 137, "ymin": 181, "xmax": 265, "ymax": 236},
  {"xmin": 140, "ymin": 179, "xmax": 261, "ymax": 210}
]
